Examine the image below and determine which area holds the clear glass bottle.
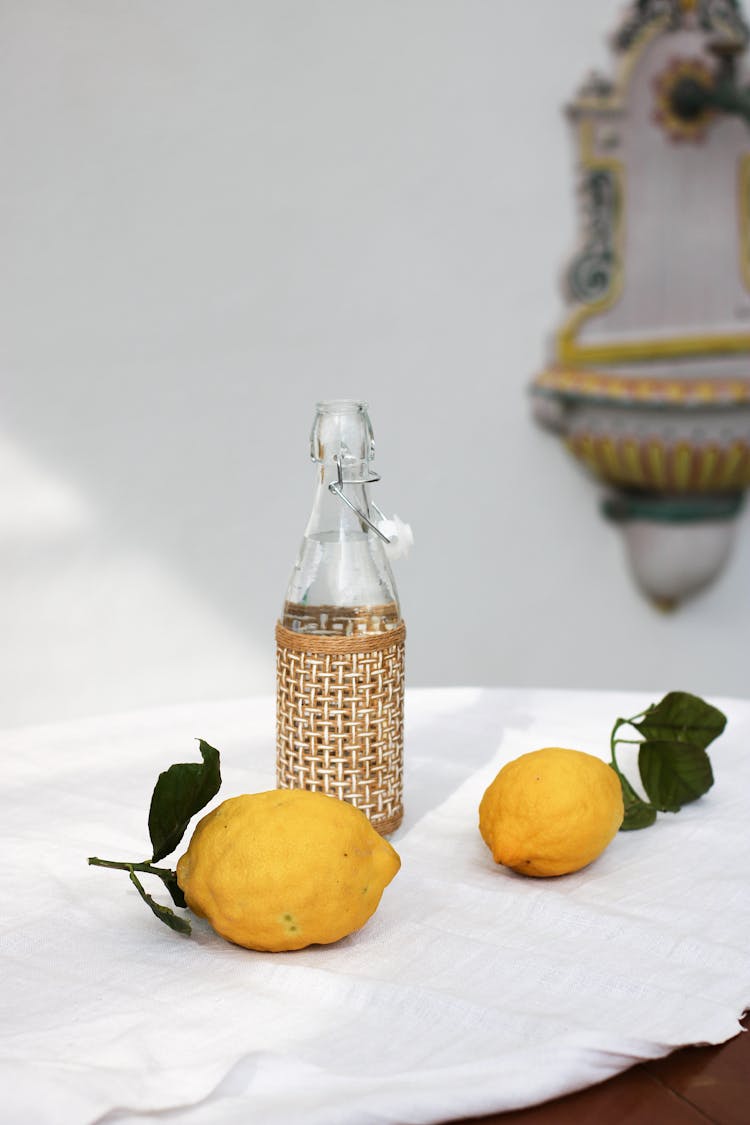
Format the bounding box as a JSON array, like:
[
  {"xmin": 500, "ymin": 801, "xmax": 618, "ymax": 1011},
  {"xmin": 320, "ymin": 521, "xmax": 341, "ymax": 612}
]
[
  {"xmin": 276, "ymin": 399, "xmax": 405, "ymax": 834},
  {"xmin": 282, "ymin": 399, "xmax": 402, "ymax": 635}
]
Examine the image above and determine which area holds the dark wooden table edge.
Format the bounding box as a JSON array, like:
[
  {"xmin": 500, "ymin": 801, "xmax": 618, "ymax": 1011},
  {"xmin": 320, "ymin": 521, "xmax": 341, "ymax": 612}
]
[{"xmin": 440, "ymin": 1013, "xmax": 750, "ymax": 1125}]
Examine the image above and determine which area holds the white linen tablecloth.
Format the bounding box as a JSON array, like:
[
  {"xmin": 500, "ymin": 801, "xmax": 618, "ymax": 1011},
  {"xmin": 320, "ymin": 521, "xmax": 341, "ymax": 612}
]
[{"xmin": 2, "ymin": 687, "xmax": 749, "ymax": 1124}]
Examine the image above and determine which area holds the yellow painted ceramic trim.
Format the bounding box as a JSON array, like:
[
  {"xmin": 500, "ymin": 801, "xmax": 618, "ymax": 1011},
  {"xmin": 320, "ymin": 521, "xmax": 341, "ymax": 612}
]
[
  {"xmin": 556, "ymin": 119, "xmax": 626, "ymax": 363},
  {"xmin": 536, "ymin": 365, "xmax": 750, "ymax": 402},
  {"xmin": 622, "ymin": 440, "xmax": 646, "ymax": 485},
  {"xmin": 569, "ymin": 19, "xmax": 667, "ymax": 114},
  {"xmin": 697, "ymin": 447, "xmax": 719, "ymax": 489},
  {"xmin": 557, "ymin": 23, "xmax": 662, "ymax": 354},
  {"xmin": 673, "ymin": 444, "xmax": 692, "ymax": 489},
  {"xmin": 738, "ymin": 154, "xmax": 750, "ymax": 292},
  {"xmin": 718, "ymin": 442, "xmax": 745, "ymax": 487},
  {"xmin": 558, "ymin": 333, "xmax": 750, "ymax": 364},
  {"xmin": 558, "ymin": 20, "xmax": 750, "ymax": 365},
  {"xmin": 566, "ymin": 429, "xmax": 750, "ymax": 491}
]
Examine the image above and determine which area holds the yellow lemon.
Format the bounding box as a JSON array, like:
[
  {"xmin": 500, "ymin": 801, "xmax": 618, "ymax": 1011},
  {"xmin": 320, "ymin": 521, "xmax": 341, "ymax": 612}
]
[
  {"xmin": 176, "ymin": 789, "xmax": 400, "ymax": 951},
  {"xmin": 478, "ymin": 747, "xmax": 624, "ymax": 877}
]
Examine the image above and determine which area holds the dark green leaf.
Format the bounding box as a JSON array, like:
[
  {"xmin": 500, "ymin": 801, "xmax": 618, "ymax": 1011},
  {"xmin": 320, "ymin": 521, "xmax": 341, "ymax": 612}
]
[
  {"xmin": 155, "ymin": 869, "xmax": 187, "ymax": 909},
  {"xmin": 621, "ymin": 801, "xmax": 658, "ymax": 831},
  {"xmin": 148, "ymin": 740, "xmax": 221, "ymax": 863},
  {"xmin": 612, "ymin": 766, "xmax": 658, "ymax": 831},
  {"xmin": 632, "ymin": 692, "xmax": 726, "ymax": 751},
  {"xmin": 129, "ymin": 869, "xmax": 191, "ymax": 935},
  {"xmin": 638, "ymin": 740, "xmax": 714, "ymax": 812}
]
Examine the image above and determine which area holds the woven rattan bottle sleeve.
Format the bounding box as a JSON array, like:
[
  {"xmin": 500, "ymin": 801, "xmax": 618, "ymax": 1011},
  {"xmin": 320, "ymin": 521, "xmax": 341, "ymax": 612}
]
[{"xmin": 275, "ymin": 621, "xmax": 405, "ymax": 835}]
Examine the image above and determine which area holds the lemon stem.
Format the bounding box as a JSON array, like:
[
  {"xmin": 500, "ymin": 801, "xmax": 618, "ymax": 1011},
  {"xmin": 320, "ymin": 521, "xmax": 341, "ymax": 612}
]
[
  {"xmin": 609, "ymin": 710, "xmax": 650, "ymax": 771},
  {"xmin": 88, "ymin": 857, "xmax": 176, "ymax": 878},
  {"xmin": 609, "ymin": 718, "xmax": 629, "ymax": 771}
]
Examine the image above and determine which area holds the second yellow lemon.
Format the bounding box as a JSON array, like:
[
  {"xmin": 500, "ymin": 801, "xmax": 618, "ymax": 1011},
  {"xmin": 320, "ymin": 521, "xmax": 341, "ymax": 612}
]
[{"xmin": 479, "ymin": 747, "xmax": 624, "ymax": 877}]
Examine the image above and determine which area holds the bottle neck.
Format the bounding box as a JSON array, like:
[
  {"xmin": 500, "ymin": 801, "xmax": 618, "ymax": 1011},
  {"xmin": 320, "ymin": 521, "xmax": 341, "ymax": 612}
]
[
  {"xmin": 282, "ymin": 402, "xmax": 400, "ymax": 631},
  {"xmin": 305, "ymin": 460, "xmax": 373, "ymax": 539}
]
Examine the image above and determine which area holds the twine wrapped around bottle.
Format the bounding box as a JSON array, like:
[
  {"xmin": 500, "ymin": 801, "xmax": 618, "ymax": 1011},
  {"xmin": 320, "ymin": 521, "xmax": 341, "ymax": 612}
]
[{"xmin": 275, "ymin": 621, "xmax": 405, "ymax": 835}]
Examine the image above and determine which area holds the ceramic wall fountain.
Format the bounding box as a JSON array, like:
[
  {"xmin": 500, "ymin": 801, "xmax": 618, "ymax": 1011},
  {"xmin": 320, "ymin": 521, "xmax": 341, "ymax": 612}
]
[{"xmin": 532, "ymin": 0, "xmax": 750, "ymax": 608}]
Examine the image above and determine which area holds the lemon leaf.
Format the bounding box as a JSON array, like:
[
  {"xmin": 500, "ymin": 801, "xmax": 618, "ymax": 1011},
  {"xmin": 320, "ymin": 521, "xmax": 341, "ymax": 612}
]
[
  {"xmin": 611, "ymin": 766, "xmax": 657, "ymax": 831},
  {"xmin": 129, "ymin": 868, "xmax": 191, "ymax": 935},
  {"xmin": 632, "ymin": 692, "xmax": 726, "ymax": 751},
  {"xmin": 638, "ymin": 740, "xmax": 714, "ymax": 813},
  {"xmin": 154, "ymin": 868, "xmax": 187, "ymax": 908},
  {"xmin": 148, "ymin": 740, "xmax": 221, "ymax": 863}
]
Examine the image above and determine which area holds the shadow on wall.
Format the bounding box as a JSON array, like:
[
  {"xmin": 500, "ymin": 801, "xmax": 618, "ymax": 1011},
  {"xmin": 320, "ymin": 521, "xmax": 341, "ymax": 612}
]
[{"xmin": 0, "ymin": 416, "xmax": 271, "ymax": 726}]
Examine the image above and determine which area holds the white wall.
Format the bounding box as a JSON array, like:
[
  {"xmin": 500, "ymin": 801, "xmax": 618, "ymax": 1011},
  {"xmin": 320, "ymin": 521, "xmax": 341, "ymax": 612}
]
[{"xmin": 2, "ymin": 0, "xmax": 748, "ymax": 728}]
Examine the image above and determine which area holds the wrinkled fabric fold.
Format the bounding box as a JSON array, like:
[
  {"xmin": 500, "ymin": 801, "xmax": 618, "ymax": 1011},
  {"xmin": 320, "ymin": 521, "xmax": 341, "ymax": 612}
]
[{"xmin": 1, "ymin": 688, "xmax": 748, "ymax": 1125}]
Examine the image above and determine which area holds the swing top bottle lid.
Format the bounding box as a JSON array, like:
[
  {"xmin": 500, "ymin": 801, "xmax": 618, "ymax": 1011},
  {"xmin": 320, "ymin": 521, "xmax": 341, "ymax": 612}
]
[{"xmin": 310, "ymin": 400, "xmax": 375, "ymax": 466}]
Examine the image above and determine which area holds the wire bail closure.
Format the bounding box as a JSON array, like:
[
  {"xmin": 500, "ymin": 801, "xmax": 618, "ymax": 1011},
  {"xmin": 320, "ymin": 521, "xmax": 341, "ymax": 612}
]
[{"xmin": 329, "ymin": 455, "xmax": 392, "ymax": 543}]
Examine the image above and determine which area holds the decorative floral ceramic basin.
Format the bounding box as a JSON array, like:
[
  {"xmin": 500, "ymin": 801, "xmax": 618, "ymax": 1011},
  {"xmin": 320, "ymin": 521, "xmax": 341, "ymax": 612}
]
[{"xmin": 532, "ymin": 0, "xmax": 750, "ymax": 606}]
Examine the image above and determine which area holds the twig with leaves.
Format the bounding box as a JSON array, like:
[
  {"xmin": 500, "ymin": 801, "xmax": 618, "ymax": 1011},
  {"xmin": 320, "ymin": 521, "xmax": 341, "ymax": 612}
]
[
  {"xmin": 608, "ymin": 692, "xmax": 727, "ymax": 830},
  {"xmin": 88, "ymin": 740, "xmax": 222, "ymax": 933}
]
